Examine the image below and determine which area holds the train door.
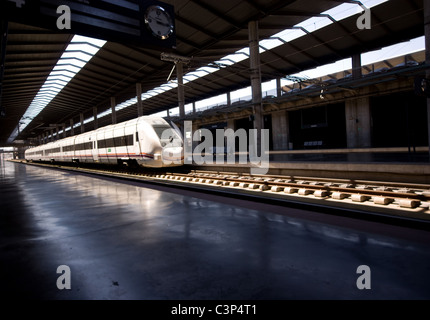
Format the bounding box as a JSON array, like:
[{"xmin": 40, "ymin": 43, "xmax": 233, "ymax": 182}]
[
  {"xmin": 96, "ymin": 129, "xmax": 106, "ymax": 163},
  {"xmin": 134, "ymin": 119, "xmax": 144, "ymax": 160},
  {"xmin": 91, "ymin": 132, "xmax": 99, "ymax": 162},
  {"xmin": 124, "ymin": 122, "xmax": 132, "ymax": 159}
]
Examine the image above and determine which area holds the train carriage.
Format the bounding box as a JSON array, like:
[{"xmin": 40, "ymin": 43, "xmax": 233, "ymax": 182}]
[
  {"xmin": 25, "ymin": 116, "xmax": 183, "ymax": 168},
  {"xmin": 59, "ymin": 136, "xmax": 77, "ymax": 162},
  {"xmin": 43, "ymin": 140, "xmax": 62, "ymax": 162}
]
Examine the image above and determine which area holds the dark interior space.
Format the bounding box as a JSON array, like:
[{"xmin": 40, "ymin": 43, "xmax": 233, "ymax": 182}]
[
  {"xmin": 289, "ymin": 103, "xmax": 347, "ymax": 150},
  {"xmin": 371, "ymin": 91, "xmax": 428, "ymax": 148}
]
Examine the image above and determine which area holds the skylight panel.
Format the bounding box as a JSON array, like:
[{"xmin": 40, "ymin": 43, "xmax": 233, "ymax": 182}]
[
  {"xmin": 361, "ymin": 36, "xmax": 425, "ymax": 65},
  {"xmin": 61, "ymin": 51, "xmax": 94, "ymax": 62},
  {"xmin": 98, "ymin": 109, "xmax": 112, "ymax": 118},
  {"xmin": 83, "ymin": 117, "xmax": 93, "ymax": 124},
  {"xmin": 259, "ymin": 38, "xmax": 284, "ymax": 51},
  {"xmin": 57, "ymin": 58, "xmax": 87, "ymax": 68},
  {"xmin": 50, "ymin": 70, "xmax": 77, "ymax": 78},
  {"xmin": 8, "ymin": 34, "xmax": 106, "ymax": 143},
  {"xmin": 66, "ymin": 43, "xmax": 102, "ymax": 55}
]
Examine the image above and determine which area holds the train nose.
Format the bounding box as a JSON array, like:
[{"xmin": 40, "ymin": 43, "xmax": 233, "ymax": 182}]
[{"xmin": 161, "ymin": 146, "xmax": 184, "ymax": 165}]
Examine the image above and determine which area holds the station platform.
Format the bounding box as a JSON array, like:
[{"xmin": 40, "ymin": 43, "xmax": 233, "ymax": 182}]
[
  {"xmin": 1, "ymin": 159, "xmax": 430, "ymax": 300},
  {"xmin": 190, "ymin": 148, "xmax": 430, "ymax": 184}
]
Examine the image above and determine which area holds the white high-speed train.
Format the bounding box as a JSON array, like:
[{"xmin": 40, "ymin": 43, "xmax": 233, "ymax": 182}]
[{"xmin": 25, "ymin": 116, "xmax": 184, "ymax": 168}]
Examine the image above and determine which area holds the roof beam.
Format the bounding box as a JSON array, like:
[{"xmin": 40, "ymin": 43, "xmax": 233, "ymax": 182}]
[
  {"xmin": 175, "ymin": 15, "xmax": 219, "ymax": 40},
  {"xmin": 189, "ymin": 0, "xmax": 242, "ymax": 30}
]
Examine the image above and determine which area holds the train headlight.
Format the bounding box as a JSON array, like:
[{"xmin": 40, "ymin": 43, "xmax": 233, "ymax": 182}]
[{"xmin": 154, "ymin": 154, "xmax": 161, "ymax": 160}]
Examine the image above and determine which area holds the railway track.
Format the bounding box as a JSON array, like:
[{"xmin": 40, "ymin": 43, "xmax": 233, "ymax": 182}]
[
  {"xmin": 163, "ymin": 170, "xmax": 430, "ymax": 208},
  {"xmin": 13, "ymin": 160, "xmax": 430, "ymax": 225}
]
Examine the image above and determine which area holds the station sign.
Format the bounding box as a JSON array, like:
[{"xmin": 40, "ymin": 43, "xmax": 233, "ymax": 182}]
[{"xmin": 0, "ymin": 0, "xmax": 176, "ymax": 49}]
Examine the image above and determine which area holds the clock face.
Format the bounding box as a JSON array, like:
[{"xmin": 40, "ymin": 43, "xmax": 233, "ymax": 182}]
[{"xmin": 144, "ymin": 5, "xmax": 174, "ymax": 40}]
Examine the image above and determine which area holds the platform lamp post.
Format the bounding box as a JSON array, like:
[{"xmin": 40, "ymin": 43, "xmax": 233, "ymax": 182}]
[{"xmin": 160, "ymin": 52, "xmax": 191, "ymax": 134}]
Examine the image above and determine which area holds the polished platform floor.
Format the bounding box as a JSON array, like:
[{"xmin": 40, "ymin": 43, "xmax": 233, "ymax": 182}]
[{"xmin": 1, "ymin": 159, "xmax": 430, "ymax": 300}]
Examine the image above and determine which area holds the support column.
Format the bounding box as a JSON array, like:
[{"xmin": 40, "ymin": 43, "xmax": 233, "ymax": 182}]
[
  {"xmin": 17, "ymin": 147, "xmax": 25, "ymax": 159},
  {"xmin": 227, "ymin": 119, "xmax": 235, "ymax": 131},
  {"xmin": 227, "ymin": 92, "xmax": 231, "ymax": 106},
  {"xmin": 248, "ymin": 20, "xmax": 263, "ymax": 156},
  {"xmin": 345, "ymin": 97, "xmax": 371, "ymax": 148},
  {"xmin": 352, "ymin": 54, "xmax": 362, "ymax": 79},
  {"xmin": 111, "ymin": 97, "xmax": 117, "ymax": 124},
  {"xmin": 70, "ymin": 119, "xmax": 74, "ymax": 136},
  {"xmin": 80, "ymin": 113, "xmax": 85, "ymax": 134},
  {"xmin": 93, "ymin": 107, "xmax": 98, "ymax": 130},
  {"xmin": 137, "ymin": 83, "xmax": 143, "ymax": 117},
  {"xmin": 62, "ymin": 123, "xmax": 66, "ymax": 139},
  {"xmin": 271, "ymin": 110, "xmax": 290, "ymax": 150},
  {"xmin": 55, "ymin": 124, "xmax": 59, "ymax": 140},
  {"xmin": 192, "ymin": 102, "xmax": 196, "ymax": 114},
  {"xmin": 425, "ymin": 0, "xmax": 430, "ymax": 158},
  {"xmin": 276, "ymin": 78, "xmax": 282, "ymax": 97},
  {"xmin": 177, "ymin": 62, "xmax": 185, "ymax": 119},
  {"xmin": 50, "ymin": 129, "xmax": 54, "ymax": 142}
]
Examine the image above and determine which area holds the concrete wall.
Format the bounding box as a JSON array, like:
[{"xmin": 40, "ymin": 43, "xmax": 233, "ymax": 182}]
[
  {"xmin": 271, "ymin": 110, "xmax": 289, "ymax": 150},
  {"xmin": 345, "ymin": 97, "xmax": 371, "ymax": 148}
]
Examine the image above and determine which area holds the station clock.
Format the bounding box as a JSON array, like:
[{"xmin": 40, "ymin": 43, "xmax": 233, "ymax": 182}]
[{"xmin": 144, "ymin": 5, "xmax": 174, "ymax": 40}]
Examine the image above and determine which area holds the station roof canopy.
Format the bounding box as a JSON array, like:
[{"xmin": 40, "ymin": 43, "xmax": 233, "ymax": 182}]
[{"xmin": 0, "ymin": 0, "xmax": 425, "ymax": 145}]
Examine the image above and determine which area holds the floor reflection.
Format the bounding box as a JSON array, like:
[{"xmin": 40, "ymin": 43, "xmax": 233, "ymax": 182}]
[{"xmin": 1, "ymin": 161, "xmax": 430, "ymax": 299}]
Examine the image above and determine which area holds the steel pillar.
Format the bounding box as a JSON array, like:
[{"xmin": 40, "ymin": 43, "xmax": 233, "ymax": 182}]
[{"xmin": 248, "ymin": 20, "xmax": 263, "ymax": 156}]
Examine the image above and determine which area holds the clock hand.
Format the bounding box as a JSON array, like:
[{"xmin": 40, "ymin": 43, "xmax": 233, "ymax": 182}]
[{"xmin": 155, "ymin": 20, "xmax": 171, "ymax": 28}]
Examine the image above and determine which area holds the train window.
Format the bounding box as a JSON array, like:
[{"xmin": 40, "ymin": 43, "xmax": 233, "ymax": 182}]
[
  {"xmin": 45, "ymin": 147, "xmax": 61, "ymax": 155},
  {"xmin": 153, "ymin": 125, "xmax": 181, "ymax": 144},
  {"xmin": 74, "ymin": 142, "xmax": 92, "ymax": 151},
  {"xmin": 64, "ymin": 145, "xmax": 74, "ymax": 152},
  {"xmin": 126, "ymin": 135, "xmax": 133, "ymax": 146},
  {"xmin": 153, "ymin": 126, "xmax": 171, "ymax": 139},
  {"xmin": 106, "ymin": 138, "xmax": 115, "ymax": 148},
  {"xmin": 97, "ymin": 135, "xmax": 133, "ymax": 148},
  {"xmin": 114, "ymin": 136, "xmax": 122, "ymax": 146},
  {"xmin": 136, "ymin": 132, "xmax": 139, "ymax": 142}
]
